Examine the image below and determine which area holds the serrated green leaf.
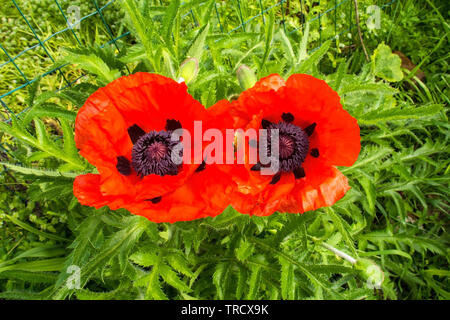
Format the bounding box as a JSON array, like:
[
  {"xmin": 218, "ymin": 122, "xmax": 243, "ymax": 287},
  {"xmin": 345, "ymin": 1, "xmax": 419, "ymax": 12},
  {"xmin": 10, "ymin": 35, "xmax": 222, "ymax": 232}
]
[
  {"xmin": 60, "ymin": 119, "xmax": 78, "ymax": 158},
  {"xmin": 358, "ymin": 104, "xmax": 443, "ymax": 125},
  {"xmin": 166, "ymin": 253, "xmax": 194, "ymax": 278},
  {"xmin": 4, "ymin": 215, "xmax": 70, "ymax": 242},
  {"xmin": 296, "ymin": 40, "xmax": 331, "ymax": 74},
  {"xmin": 159, "ymin": 263, "xmax": 191, "ymax": 293},
  {"xmin": 130, "ymin": 252, "xmax": 159, "ymax": 267},
  {"xmin": 235, "ymin": 239, "xmax": 254, "ymax": 261},
  {"xmin": 162, "ymin": 0, "xmax": 180, "ymax": 48},
  {"xmin": 279, "ymin": 256, "xmax": 295, "ymax": 300},
  {"xmin": 213, "ymin": 262, "xmax": 229, "ymax": 300},
  {"xmin": 0, "ymin": 162, "xmax": 78, "ymax": 178},
  {"xmin": 186, "ymin": 23, "xmax": 209, "ymax": 62},
  {"xmin": 246, "ymin": 265, "xmax": 261, "ymax": 300}
]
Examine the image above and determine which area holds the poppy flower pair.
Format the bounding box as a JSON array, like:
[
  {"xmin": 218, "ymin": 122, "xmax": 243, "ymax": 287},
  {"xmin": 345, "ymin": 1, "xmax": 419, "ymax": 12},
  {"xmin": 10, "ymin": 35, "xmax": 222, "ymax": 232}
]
[{"xmin": 73, "ymin": 72, "xmax": 360, "ymax": 223}]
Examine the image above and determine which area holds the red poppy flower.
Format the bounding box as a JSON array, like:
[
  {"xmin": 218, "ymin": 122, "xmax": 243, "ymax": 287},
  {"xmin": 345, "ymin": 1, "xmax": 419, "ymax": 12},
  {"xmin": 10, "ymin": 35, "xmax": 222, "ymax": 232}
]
[
  {"xmin": 73, "ymin": 72, "xmax": 230, "ymax": 223},
  {"xmin": 209, "ymin": 73, "xmax": 360, "ymax": 216}
]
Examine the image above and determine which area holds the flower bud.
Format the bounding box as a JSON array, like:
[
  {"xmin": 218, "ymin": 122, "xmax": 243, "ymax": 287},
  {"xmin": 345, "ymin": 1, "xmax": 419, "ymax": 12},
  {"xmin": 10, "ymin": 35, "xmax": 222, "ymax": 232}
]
[
  {"xmin": 237, "ymin": 65, "xmax": 257, "ymax": 90},
  {"xmin": 178, "ymin": 57, "xmax": 199, "ymax": 84}
]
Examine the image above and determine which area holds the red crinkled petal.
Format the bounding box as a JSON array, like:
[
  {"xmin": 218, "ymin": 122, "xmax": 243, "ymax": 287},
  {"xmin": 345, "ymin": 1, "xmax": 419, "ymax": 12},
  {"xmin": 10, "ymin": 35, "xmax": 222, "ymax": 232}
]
[
  {"xmin": 230, "ymin": 74, "xmax": 286, "ymax": 129},
  {"xmin": 207, "ymin": 97, "xmax": 277, "ymax": 194},
  {"xmin": 73, "ymin": 173, "xmax": 130, "ymax": 210},
  {"xmin": 101, "ymin": 72, "xmax": 207, "ymax": 134},
  {"xmin": 73, "ymin": 167, "xmax": 231, "ymax": 223},
  {"xmin": 229, "ymin": 161, "xmax": 350, "ymax": 216},
  {"xmin": 211, "ymin": 73, "xmax": 359, "ymax": 216},
  {"xmin": 278, "ymin": 161, "xmax": 350, "ymax": 213},
  {"xmin": 75, "ymin": 89, "xmax": 135, "ymax": 197},
  {"xmin": 74, "ymin": 73, "xmax": 206, "ymax": 201},
  {"xmin": 230, "ymin": 172, "xmax": 296, "ymax": 216},
  {"xmin": 282, "ymin": 74, "xmax": 360, "ymax": 167},
  {"xmin": 230, "ymin": 73, "xmax": 360, "ymax": 168}
]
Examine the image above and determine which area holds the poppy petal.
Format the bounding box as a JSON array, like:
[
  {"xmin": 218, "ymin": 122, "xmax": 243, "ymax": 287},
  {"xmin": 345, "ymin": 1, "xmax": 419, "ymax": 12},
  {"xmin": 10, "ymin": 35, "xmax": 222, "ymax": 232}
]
[
  {"xmin": 278, "ymin": 164, "xmax": 350, "ymax": 213},
  {"xmin": 75, "ymin": 73, "xmax": 207, "ymax": 202},
  {"xmin": 101, "ymin": 73, "xmax": 207, "ymax": 134},
  {"xmin": 73, "ymin": 174, "xmax": 129, "ymax": 210},
  {"xmin": 76, "ymin": 166, "xmax": 231, "ymax": 223},
  {"xmin": 220, "ymin": 73, "xmax": 359, "ymax": 217},
  {"xmin": 283, "ymin": 74, "xmax": 360, "ymax": 167}
]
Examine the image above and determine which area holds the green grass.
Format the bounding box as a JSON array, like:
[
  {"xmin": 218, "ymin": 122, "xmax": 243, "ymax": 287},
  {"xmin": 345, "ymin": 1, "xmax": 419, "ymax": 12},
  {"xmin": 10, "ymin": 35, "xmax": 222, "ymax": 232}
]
[
  {"xmin": 0, "ymin": 0, "xmax": 448, "ymax": 300},
  {"xmin": 0, "ymin": 0, "xmax": 125, "ymax": 112}
]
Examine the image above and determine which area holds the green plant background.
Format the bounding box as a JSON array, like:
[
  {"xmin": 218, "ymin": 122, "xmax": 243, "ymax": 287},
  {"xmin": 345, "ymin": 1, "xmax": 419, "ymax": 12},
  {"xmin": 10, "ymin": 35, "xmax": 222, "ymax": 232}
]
[{"xmin": 0, "ymin": 0, "xmax": 448, "ymax": 300}]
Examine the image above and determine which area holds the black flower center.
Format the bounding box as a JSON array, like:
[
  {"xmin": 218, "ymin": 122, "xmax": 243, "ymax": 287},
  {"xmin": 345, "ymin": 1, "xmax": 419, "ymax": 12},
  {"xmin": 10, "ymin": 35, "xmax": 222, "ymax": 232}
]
[
  {"xmin": 254, "ymin": 113, "xmax": 318, "ymax": 183},
  {"xmin": 131, "ymin": 130, "xmax": 182, "ymax": 177},
  {"xmin": 147, "ymin": 141, "xmax": 168, "ymax": 161},
  {"xmin": 266, "ymin": 121, "xmax": 309, "ymax": 172},
  {"xmin": 279, "ymin": 134, "xmax": 295, "ymax": 159}
]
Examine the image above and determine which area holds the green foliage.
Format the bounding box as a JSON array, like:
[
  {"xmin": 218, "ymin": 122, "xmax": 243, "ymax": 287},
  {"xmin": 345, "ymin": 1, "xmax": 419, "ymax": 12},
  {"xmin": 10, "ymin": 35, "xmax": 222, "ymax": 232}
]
[
  {"xmin": 0, "ymin": 0, "xmax": 448, "ymax": 301},
  {"xmin": 58, "ymin": 47, "xmax": 125, "ymax": 85},
  {"xmin": 0, "ymin": 0, "xmax": 125, "ymax": 110},
  {"xmin": 0, "ymin": 112, "xmax": 85, "ymax": 171},
  {"xmin": 371, "ymin": 43, "xmax": 403, "ymax": 82}
]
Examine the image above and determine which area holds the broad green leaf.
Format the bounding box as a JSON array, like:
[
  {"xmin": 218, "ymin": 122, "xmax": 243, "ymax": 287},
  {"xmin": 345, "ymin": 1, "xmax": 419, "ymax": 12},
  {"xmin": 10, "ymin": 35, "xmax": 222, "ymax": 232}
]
[{"xmin": 372, "ymin": 43, "xmax": 403, "ymax": 82}]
